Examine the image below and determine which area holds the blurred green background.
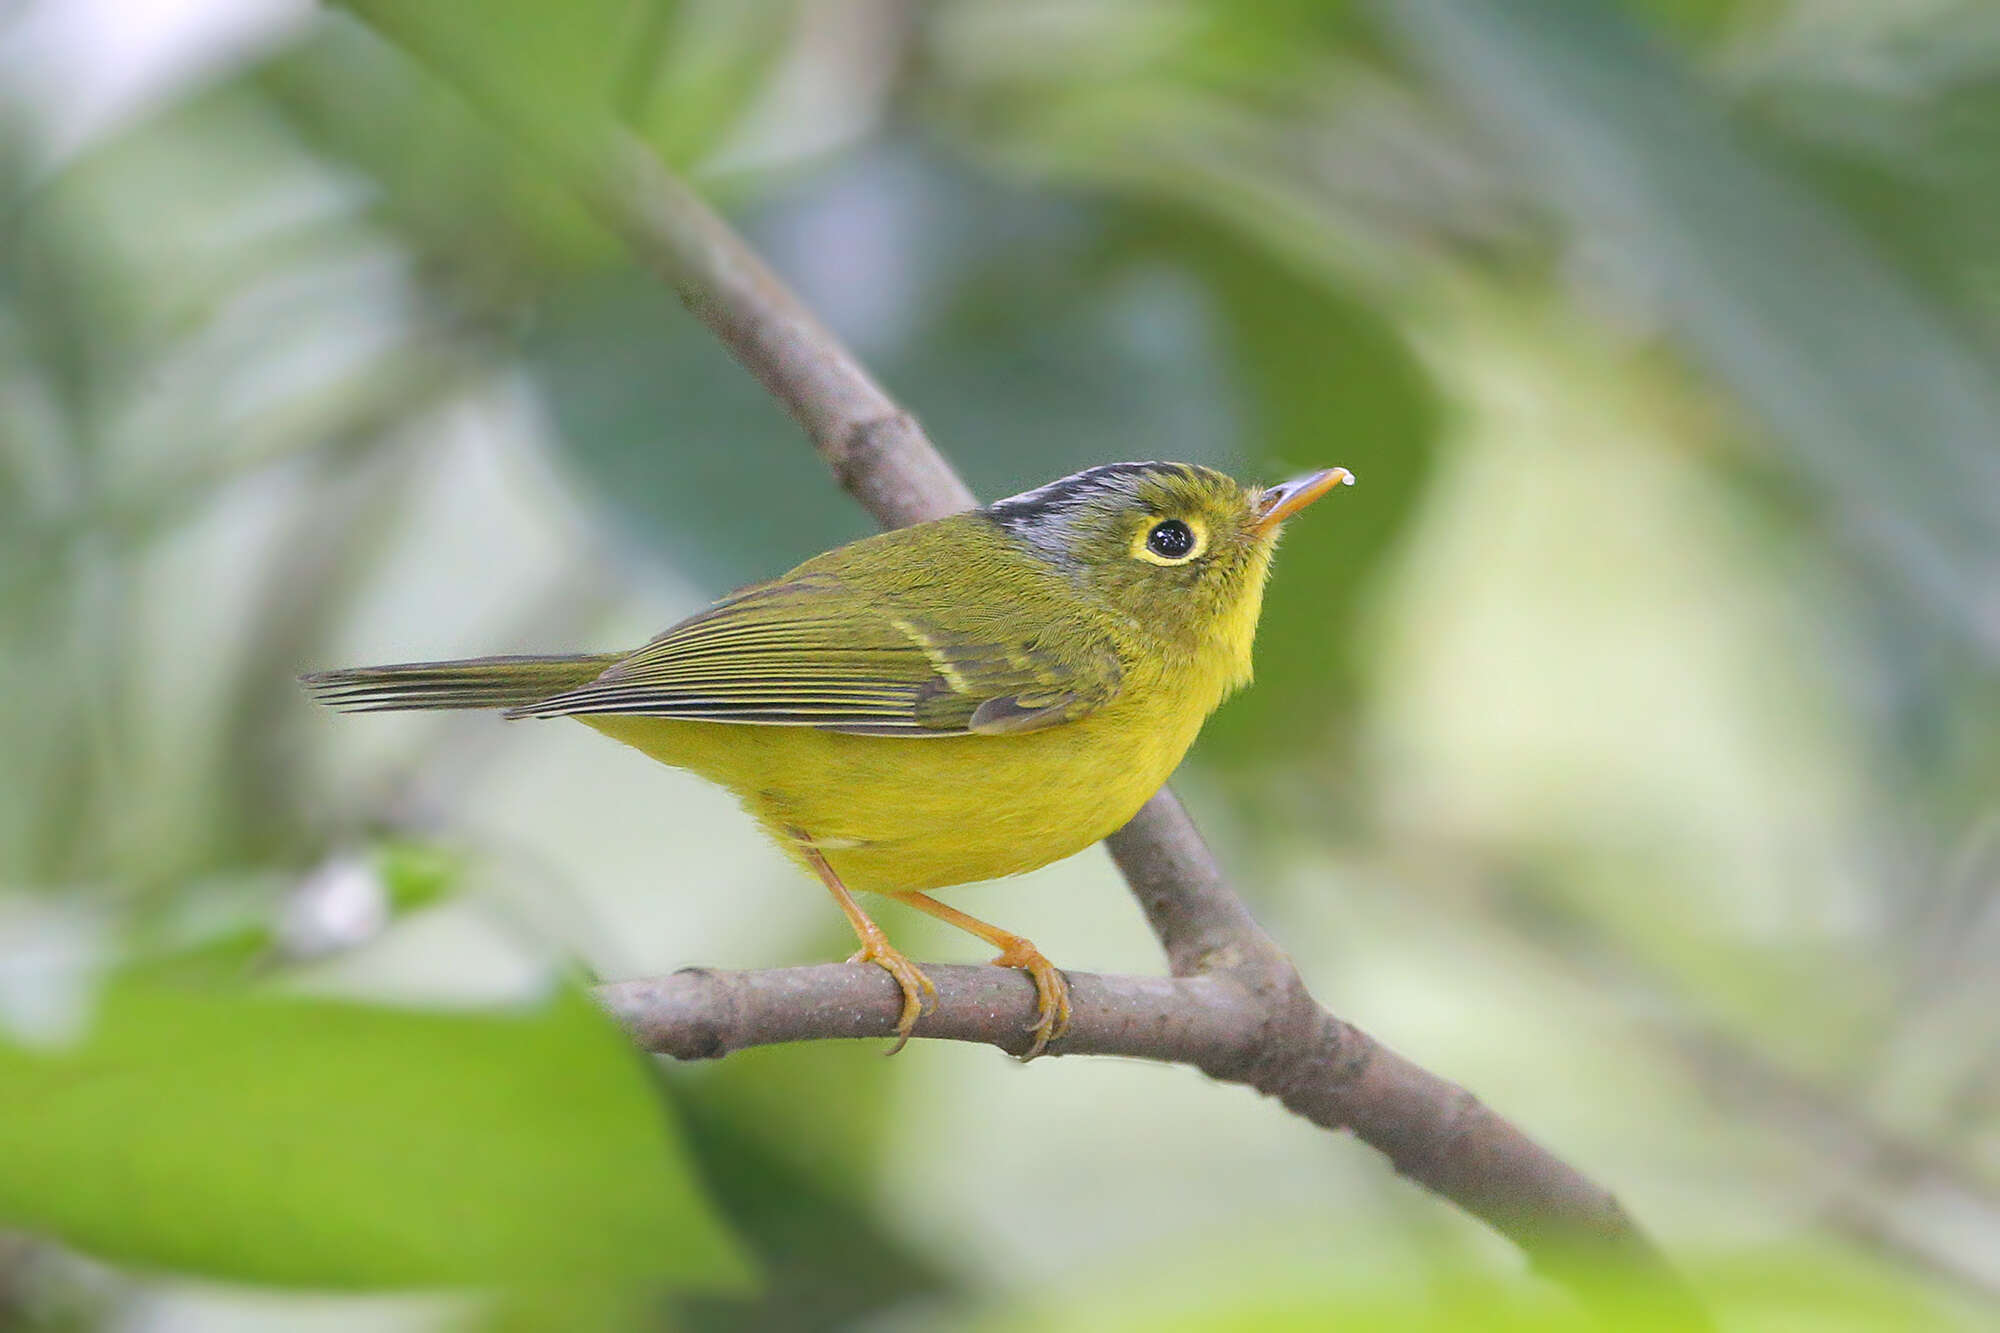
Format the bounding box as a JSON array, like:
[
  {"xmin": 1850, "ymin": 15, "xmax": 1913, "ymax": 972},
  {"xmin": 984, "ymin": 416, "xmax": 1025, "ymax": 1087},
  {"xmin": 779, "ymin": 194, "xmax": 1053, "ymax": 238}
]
[{"xmin": 3, "ymin": 0, "xmax": 1999, "ymax": 1328}]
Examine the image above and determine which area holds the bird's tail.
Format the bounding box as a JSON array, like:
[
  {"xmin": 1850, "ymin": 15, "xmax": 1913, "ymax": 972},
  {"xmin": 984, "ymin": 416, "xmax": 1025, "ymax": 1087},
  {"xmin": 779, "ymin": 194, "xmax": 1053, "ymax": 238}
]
[{"xmin": 300, "ymin": 654, "xmax": 624, "ymax": 713}]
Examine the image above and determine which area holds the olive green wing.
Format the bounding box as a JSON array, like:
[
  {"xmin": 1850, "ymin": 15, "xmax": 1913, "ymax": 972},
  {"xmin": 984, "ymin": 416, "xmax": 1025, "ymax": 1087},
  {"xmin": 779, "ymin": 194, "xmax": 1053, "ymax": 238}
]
[{"xmin": 506, "ymin": 574, "xmax": 1121, "ymax": 736}]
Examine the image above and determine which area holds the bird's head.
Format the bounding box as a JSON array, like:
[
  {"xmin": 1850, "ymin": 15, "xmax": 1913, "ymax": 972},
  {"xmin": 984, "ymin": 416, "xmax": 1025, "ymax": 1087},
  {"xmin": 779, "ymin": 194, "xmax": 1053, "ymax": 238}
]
[{"xmin": 982, "ymin": 460, "xmax": 1352, "ymax": 684}]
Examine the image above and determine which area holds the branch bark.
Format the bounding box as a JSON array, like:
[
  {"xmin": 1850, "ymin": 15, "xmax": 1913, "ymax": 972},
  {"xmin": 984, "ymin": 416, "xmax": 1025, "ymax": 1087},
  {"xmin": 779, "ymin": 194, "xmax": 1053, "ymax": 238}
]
[{"xmin": 337, "ymin": 6, "xmax": 1708, "ymax": 1325}]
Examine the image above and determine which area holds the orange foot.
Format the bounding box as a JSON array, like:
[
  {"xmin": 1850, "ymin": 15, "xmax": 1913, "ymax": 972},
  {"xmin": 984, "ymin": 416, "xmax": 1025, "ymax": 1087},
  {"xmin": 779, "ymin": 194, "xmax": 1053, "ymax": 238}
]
[
  {"xmin": 890, "ymin": 890, "xmax": 1075, "ymax": 1062},
  {"xmin": 991, "ymin": 939, "xmax": 1072, "ymax": 1061},
  {"xmin": 792, "ymin": 829, "xmax": 938, "ymax": 1056},
  {"xmin": 848, "ymin": 933, "xmax": 938, "ymax": 1055}
]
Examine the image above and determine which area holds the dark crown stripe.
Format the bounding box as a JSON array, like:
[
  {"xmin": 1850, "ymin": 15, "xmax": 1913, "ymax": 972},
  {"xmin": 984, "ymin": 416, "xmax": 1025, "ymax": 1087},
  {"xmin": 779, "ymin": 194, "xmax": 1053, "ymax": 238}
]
[{"xmin": 983, "ymin": 461, "xmax": 1203, "ymax": 525}]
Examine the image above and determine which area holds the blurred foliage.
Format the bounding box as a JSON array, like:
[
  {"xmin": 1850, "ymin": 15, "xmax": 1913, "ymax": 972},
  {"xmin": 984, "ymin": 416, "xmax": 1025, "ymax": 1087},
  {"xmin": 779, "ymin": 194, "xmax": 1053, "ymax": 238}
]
[
  {"xmin": 974, "ymin": 1234, "xmax": 1964, "ymax": 1333},
  {"xmin": 1107, "ymin": 199, "xmax": 1439, "ymax": 764},
  {"xmin": 0, "ymin": 978, "xmax": 745, "ymax": 1291},
  {"xmin": 1381, "ymin": 0, "xmax": 2000, "ymax": 662},
  {"xmin": 2, "ymin": 0, "xmax": 2000, "ymax": 1329},
  {"xmin": 665, "ymin": 1051, "xmax": 955, "ymax": 1331}
]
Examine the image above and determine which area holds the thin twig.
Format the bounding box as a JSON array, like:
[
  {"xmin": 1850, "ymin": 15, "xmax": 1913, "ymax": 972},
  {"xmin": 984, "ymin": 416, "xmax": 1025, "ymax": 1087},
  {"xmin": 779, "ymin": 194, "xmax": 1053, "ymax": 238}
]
[{"xmin": 335, "ymin": 4, "xmax": 1709, "ymax": 1324}]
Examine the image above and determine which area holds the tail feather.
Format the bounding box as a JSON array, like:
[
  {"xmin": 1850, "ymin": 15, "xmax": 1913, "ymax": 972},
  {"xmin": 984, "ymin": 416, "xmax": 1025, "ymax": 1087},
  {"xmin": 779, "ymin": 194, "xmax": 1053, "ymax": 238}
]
[{"xmin": 300, "ymin": 653, "xmax": 624, "ymax": 713}]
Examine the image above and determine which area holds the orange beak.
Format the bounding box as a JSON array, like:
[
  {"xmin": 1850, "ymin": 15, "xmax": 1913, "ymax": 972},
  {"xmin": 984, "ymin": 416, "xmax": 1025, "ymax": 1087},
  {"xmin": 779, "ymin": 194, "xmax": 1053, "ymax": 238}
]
[{"xmin": 1251, "ymin": 467, "xmax": 1354, "ymax": 536}]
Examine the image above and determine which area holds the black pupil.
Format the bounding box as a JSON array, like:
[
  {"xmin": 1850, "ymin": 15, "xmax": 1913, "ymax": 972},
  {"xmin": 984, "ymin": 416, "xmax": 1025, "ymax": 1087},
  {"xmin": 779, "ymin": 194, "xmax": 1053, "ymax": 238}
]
[{"xmin": 1147, "ymin": 520, "xmax": 1195, "ymax": 559}]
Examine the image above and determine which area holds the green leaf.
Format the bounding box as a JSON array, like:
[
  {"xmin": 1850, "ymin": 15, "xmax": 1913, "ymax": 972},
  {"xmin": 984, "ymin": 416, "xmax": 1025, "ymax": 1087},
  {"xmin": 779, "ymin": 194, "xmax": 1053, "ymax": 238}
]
[
  {"xmin": 262, "ymin": 17, "xmax": 615, "ymax": 295},
  {"xmin": 304, "ymin": 0, "xmax": 787, "ymax": 308},
  {"xmin": 331, "ymin": 0, "xmax": 631, "ymax": 133},
  {"xmin": 1178, "ymin": 0, "xmax": 1379, "ymax": 89},
  {"xmin": 0, "ymin": 980, "xmax": 751, "ymax": 1292},
  {"xmin": 375, "ymin": 839, "xmax": 466, "ymax": 914}
]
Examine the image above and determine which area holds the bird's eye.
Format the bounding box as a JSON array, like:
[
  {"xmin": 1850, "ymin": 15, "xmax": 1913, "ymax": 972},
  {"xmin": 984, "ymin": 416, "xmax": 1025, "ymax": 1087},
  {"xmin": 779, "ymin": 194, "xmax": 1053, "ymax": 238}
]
[{"xmin": 1145, "ymin": 519, "xmax": 1196, "ymax": 560}]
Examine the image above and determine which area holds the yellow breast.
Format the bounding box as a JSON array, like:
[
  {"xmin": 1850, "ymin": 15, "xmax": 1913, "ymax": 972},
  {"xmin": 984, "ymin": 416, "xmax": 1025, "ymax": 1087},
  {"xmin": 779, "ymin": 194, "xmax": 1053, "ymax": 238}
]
[{"xmin": 582, "ymin": 654, "xmax": 1221, "ymax": 894}]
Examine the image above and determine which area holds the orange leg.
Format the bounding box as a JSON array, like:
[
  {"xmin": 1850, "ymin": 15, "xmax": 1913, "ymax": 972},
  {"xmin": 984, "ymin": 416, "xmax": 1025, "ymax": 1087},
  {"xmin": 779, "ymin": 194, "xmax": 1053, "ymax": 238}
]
[
  {"xmin": 793, "ymin": 835, "xmax": 936, "ymax": 1054},
  {"xmin": 894, "ymin": 892, "xmax": 1071, "ymax": 1060}
]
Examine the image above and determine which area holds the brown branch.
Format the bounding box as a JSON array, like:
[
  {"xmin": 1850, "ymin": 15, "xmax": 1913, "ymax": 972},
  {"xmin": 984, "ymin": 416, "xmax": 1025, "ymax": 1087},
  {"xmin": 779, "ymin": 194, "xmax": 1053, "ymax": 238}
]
[
  {"xmin": 596, "ymin": 962, "xmax": 1251, "ymax": 1066},
  {"xmin": 335, "ymin": 5, "xmax": 1708, "ymax": 1325}
]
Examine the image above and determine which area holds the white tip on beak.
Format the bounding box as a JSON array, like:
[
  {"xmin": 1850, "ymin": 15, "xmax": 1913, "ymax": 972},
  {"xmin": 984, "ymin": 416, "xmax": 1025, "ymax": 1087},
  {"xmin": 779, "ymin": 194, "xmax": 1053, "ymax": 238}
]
[{"xmin": 1252, "ymin": 467, "xmax": 1354, "ymax": 534}]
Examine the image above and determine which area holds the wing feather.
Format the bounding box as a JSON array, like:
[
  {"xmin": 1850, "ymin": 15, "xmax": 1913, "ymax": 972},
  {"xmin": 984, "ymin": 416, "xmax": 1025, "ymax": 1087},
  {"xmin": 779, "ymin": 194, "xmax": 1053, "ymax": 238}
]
[{"xmin": 507, "ymin": 574, "xmax": 1121, "ymax": 735}]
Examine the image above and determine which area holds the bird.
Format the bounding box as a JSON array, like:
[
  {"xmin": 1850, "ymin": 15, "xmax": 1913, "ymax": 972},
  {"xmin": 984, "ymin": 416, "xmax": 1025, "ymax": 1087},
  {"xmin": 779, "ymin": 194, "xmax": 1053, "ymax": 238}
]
[{"xmin": 302, "ymin": 460, "xmax": 1353, "ymax": 1058}]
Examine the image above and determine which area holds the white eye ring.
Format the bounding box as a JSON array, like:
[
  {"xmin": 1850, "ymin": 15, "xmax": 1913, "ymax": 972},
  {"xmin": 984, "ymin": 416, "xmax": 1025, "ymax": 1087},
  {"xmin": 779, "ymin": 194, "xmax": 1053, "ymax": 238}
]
[{"xmin": 1134, "ymin": 518, "xmax": 1205, "ymax": 565}]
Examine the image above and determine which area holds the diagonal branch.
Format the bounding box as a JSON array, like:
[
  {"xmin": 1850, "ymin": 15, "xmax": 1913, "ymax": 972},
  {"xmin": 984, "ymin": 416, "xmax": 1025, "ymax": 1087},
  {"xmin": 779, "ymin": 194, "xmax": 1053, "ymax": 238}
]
[{"xmin": 335, "ymin": 5, "xmax": 1707, "ymax": 1325}]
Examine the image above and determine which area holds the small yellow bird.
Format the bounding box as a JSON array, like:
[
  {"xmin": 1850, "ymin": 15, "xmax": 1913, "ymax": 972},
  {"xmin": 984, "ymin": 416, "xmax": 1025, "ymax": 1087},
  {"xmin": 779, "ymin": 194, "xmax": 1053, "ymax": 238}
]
[{"xmin": 304, "ymin": 461, "xmax": 1352, "ymax": 1057}]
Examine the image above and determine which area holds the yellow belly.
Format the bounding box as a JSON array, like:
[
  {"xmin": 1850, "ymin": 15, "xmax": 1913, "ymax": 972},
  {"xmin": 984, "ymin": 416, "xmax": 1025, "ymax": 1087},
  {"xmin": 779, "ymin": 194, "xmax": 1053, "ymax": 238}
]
[{"xmin": 581, "ymin": 687, "xmax": 1207, "ymax": 894}]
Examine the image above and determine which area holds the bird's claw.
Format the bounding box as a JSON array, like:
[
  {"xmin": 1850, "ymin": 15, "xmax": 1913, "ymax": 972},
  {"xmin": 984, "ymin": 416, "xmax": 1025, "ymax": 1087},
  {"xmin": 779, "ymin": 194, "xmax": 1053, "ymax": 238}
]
[
  {"xmin": 992, "ymin": 943, "xmax": 1071, "ymax": 1061},
  {"xmin": 849, "ymin": 938, "xmax": 937, "ymax": 1055}
]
